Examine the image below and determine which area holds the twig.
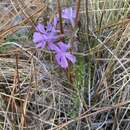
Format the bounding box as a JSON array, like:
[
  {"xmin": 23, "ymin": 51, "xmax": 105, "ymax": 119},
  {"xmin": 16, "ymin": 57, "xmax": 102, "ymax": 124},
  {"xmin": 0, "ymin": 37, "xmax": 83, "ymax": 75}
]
[{"xmin": 57, "ymin": 0, "xmax": 64, "ymax": 34}]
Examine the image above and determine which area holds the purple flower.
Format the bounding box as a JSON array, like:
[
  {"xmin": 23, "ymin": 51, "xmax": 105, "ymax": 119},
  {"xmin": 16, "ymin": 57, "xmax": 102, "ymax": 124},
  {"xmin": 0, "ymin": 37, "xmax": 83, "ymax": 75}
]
[
  {"xmin": 49, "ymin": 42, "xmax": 76, "ymax": 68},
  {"xmin": 33, "ymin": 24, "xmax": 46, "ymax": 48},
  {"xmin": 62, "ymin": 7, "xmax": 76, "ymax": 27},
  {"xmin": 33, "ymin": 23, "xmax": 58, "ymax": 48},
  {"xmin": 33, "ymin": 15, "xmax": 77, "ymax": 69},
  {"xmin": 53, "ymin": 16, "xmax": 58, "ymax": 27}
]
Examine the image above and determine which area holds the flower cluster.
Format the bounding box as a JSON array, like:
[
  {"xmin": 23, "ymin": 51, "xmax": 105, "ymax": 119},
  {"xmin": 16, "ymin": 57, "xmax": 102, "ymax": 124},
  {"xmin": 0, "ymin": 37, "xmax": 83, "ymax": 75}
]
[{"xmin": 33, "ymin": 7, "xmax": 76, "ymax": 69}]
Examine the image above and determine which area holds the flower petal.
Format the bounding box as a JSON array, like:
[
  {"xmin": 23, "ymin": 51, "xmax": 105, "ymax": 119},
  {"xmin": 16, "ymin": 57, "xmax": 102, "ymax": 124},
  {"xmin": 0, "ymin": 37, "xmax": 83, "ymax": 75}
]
[
  {"xmin": 53, "ymin": 16, "xmax": 58, "ymax": 27},
  {"xmin": 55, "ymin": 53, "xmax": 68, "ymax": 68},
  {"xmin": 65, "ymin": 53, "xmax": 76, "ymax": 64},
  {"xmin": 55, "ymin": 53, "xmax": 61, "ymax": 65},
  {"xmin": 36, "ymin": 23, "xmax": 45, "ymax": 33},
  {"xmin": 47, "ymin": 23, "xmax": 53, "ymax": 32},
  {"xmin": 62, "ymin": 7, "xmax": 76, "ymax": 20},
  {"xmin": 58, "ymin": 42, "xmax": 70, "ymax": 52},
  {"xmin": 41, "ymin": 41, "xmax": 46, "ymax": 48},
  {"xmin": 62, "ymin": 8, "xmax": 70, "ymax": 19},
  {"xmin": 48, "ymin": 34, "xmax": 65, "ymax": 43},
  {"xmin": 60, "ymin": 55, "xmax": 68, "ymax": 68},
  {"xmin": 48, "ymin": 43, "xmax": 60, "ymax": 52},
  {"xmin": 33, "ymin": 32, "xmax": 44, "ymax": 43},
  {"xmin": 47, "ymin": 33, "xmax": 57, "ymax": 43}
]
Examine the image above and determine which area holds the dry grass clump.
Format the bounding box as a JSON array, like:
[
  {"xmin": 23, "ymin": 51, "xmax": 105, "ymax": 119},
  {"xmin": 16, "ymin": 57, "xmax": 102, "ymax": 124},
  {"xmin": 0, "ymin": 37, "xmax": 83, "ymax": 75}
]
[
  {"xmin": 0, "ymin": 0, "xmax": 130, "ymax": 130},
  {"xmin": 0, "ymin": 47, "xmax": 76, "ymax": 129}
]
